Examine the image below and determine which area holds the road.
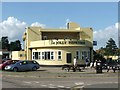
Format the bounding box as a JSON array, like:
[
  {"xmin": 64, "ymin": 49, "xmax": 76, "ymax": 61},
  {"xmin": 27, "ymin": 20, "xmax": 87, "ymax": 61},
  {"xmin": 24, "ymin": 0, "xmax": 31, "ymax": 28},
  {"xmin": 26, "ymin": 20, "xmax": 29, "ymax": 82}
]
[{"xmin": 0, "ymin": 67, "xmax": 119, "ymax": 90}]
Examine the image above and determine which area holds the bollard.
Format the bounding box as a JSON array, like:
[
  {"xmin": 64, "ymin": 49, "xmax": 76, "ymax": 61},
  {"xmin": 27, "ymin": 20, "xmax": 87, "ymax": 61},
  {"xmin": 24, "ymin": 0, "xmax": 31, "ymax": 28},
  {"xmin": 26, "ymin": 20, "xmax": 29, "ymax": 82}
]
[{"xmin": 96, "ymin": 60, "xmax": 102, "ymax": 74}]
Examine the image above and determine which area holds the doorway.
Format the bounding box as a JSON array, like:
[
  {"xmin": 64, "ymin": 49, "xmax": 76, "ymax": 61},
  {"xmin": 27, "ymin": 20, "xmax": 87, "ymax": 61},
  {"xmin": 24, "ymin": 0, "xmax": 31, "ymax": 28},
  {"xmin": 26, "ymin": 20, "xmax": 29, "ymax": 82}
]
[{"xmin": 66, "ymin": 53, "xmax": 72, "ymax": 63}]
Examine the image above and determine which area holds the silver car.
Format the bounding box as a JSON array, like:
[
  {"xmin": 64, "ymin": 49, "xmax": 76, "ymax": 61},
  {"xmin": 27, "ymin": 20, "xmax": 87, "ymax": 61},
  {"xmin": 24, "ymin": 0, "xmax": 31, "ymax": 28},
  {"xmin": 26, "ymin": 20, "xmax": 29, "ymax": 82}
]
[{"xmin": 5, "ymin": 60, "xmax": 40, "ymax": 72}]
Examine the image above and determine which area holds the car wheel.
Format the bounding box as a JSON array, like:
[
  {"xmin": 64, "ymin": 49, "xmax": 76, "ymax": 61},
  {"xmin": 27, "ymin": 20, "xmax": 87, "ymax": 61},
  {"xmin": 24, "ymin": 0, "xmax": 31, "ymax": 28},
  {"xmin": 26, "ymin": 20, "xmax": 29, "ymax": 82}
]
[
  {"xmin": 32, "ymin": 67, "xmax": 37, "ymax": 71},
  {"xmin": 13, "ymin": 67, "xmax": 18, "ymax": 72}
]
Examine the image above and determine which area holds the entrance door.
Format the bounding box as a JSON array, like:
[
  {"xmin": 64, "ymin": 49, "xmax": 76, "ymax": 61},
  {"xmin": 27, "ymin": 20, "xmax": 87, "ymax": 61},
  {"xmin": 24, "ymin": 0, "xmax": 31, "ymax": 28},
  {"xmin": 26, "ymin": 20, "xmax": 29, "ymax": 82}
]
[{"xmin": 66, "ymin": 53, "xmax": 72, "ymax": 63}]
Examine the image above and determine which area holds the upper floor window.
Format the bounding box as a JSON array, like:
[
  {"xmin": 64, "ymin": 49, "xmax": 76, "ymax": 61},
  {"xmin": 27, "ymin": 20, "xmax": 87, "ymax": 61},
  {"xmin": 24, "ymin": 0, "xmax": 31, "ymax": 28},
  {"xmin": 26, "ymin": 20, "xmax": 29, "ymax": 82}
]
[
  {"xmin": 20, "ymin": 54, "xmax": 24, "ymax": 57},
  {"xmin": 43, "ymin": 36, "xmax": 47, "ymax": 40}
]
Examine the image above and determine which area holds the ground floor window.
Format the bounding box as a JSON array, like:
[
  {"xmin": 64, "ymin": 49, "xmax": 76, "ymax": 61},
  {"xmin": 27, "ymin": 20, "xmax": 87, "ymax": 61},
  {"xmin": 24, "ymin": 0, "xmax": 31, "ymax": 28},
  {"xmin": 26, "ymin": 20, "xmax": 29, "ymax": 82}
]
[
  {"xmin": 32, "ymin": 52, "xmax": 40, "ymax": 60},
  {"xmin": 32, "ymin": 51, "xmax": 54, "ymax": 60},
  {"xmin": 51, "ymin": 51, "xmax": 54, "ymax": 60},
  {"xmin": 82, "ymin": 51, "xmax": 90, "ymax": 60},
  {"xmin": 38, "ymin": 52, "xmax": 41, "ymax": 59},
  {"xmin": 88, "ymin": 51, "xmax": 90, "ymax": 60},
  {"xmin": 32, "ymin": 50, "xmax": 90, "ymax": 61},
  {"xmin": 44, "ymin": 51, "xmax": 52, "ymax": 60},
  {"xmin": 42, "ymin": 52, "xmax": 45, "ymax": 59},
  {"xmin": 76, "ymin": 51, "xmax": 80, "ymax": 60},
  {"xmin": 32, "ymin": 52, "xmax": 35, "ymax": 60},
  {"xmin": 58, "ymin": 51, "xmax": 62, "ymax": 60}
]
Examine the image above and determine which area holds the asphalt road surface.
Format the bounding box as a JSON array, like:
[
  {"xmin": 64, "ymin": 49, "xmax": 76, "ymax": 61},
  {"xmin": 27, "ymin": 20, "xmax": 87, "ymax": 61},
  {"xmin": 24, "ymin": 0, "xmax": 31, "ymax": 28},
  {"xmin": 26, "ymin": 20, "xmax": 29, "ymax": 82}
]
[{"xmin": 1, "ymin": 67, "xmax": 120, "ymax": 90}]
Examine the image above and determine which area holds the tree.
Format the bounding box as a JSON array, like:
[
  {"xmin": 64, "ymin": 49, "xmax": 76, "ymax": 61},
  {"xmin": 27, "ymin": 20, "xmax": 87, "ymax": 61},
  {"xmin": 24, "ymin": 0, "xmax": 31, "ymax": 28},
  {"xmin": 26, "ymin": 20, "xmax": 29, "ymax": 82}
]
[
  {"xmin": 9, "ymin": 40, "xmax": 22, "ymax": 51},
  {"xmin": 104, "ymin": 38, "xmax": 118, "ymax": 57},
  {"xmin": 93, "ymin": 50, "xmax": 106, "ymax": 63},
  {"xmin": 1, "ymin": 36, "xmax": 9, "ymax": 50},
  {"xmin": 98, "ymin": 47, "xmax": 106, "ymax": 56},
  {"xmin": 0, "ymin": 37, "xmax": 22, "ymax": 51},
  {"xmin": 116, "ymin": 48, "xmax": 120, "ymax": 56}
]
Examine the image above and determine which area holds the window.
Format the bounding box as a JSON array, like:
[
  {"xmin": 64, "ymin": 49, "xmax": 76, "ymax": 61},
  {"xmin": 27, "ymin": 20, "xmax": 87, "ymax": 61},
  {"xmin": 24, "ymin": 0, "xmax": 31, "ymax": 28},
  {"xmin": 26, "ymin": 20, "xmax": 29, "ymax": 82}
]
[
  {"xmin": 42, "ymin": 52, "xmax": 45, "ymax": 59},
  {"xmin": 82, "ymin": 51, "xmax": 87, "ymax": 60},
  {"xmin": 42, "ymin": 51, "xmax": 54, "ymax": 60},
  {"xmin": 20, "ymin": 54, "xmax": 23, "ymax": 57},
  {"xmin": 33, "ymin": 51, "xmax": 54, "ymax": 60},
  {"xmin": 45, "ymin": 51, "xmax": 50, "ymax": 60},
  {"xmin": 88, "ymin": 51, "xmax": 90, "ymax": 60},
  {"xmin": 32, "ymin": 52, "xmax": 40, "ymax": 60},
  {"xmin": 28, "ymin": 61, "xmax": 37, "ymax": 64},
  {"xmin": 21, "ymin": 61, "xmax": 28, "ymax": 65},
  {"xmin": 32, "ymin": 52, "xmax": 35, "ymax": 60},
  {"xmin": 58, "ymin": 51, "xmax": 62, "ymax": 60},
  {"xmin": 35, "ymin": 52, "xmax": 38, "ymax": 60},
  {"xmin": 38, "ymin": 52, "xmax": 41, "ymax": 59},
  {"xmin": 51, "ymin": 51, "xmax": 54, "ymax": 60},
  {"xmin": 76, "ymin": 51, "xmax": 80, "ymax": 59},
  {"xmin": 43, "ymin": 36, "xmax": 47, "ymax": 40}
]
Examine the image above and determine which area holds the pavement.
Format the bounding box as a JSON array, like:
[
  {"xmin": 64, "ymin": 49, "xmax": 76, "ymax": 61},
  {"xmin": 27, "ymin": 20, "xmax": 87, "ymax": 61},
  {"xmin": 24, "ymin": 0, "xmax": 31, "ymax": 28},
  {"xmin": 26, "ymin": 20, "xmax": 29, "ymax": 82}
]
[{"xmin": 0, "ymin": 67, "xmax": 120, "ymax": 90}]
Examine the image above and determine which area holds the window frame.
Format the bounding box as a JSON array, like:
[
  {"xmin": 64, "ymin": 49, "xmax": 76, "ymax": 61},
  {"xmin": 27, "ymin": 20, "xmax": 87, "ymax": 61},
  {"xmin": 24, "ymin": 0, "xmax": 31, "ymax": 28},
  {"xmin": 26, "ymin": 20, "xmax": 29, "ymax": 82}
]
[
  {"xmin": 57, "ymin": 51, "xmax": 62, "ymax": 60},
  {"xmin": 82, "ymin": 51, "xmax": 88, "ymax": 60},
  {"xmin": 76, "ymin": 50, "xmax": 80, "ymax": 60},
  {"xmin": 50, "ymin": 51, "xmax": 54, "ymax": 60},
  {"xmin": 32, "ymin": 52, "xmax": 35, "ymax": 60}
]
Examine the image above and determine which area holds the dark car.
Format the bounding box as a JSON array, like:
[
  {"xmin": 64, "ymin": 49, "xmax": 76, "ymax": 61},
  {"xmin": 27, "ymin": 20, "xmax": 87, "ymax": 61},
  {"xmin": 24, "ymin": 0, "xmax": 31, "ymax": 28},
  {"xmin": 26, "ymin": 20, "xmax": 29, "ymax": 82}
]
[
  {"xmin": 5, "ymin": 60, "xmax": 40, "ymax": 72},
  {"xmin": 0, "ymin": 60, "xmax": 19, "ymax": 70}
]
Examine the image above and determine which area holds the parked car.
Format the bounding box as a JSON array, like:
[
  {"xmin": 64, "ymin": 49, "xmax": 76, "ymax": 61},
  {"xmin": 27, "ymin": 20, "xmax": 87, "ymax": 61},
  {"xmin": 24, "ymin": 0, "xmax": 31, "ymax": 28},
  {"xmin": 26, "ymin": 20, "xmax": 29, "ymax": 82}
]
[
  {"xmin": 0, "ymin": 60, "xmax": 19, "ymax": 70},
  {"xmin": 0, "ymin": 58, "xmax": 11, "ymax": 64},
  {"xmin": 5, "ymin": 60, "xmax": 40, "ymax": 72},
  {"xmin": 0, "ymin": 60, "xmax": 4, "ymax": 64}
]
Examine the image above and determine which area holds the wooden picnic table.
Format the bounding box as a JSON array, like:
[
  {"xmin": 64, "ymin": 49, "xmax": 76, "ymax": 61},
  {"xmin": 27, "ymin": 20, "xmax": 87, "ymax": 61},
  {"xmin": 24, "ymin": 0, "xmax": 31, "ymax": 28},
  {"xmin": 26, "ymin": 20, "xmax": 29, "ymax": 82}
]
[
  {"xmin": 62, "ymin": 64, "xmax": 86, "ymax": 72},
  {"xmin": 107, "ymin": 64, "xmax": 120, "ymax": 73}
]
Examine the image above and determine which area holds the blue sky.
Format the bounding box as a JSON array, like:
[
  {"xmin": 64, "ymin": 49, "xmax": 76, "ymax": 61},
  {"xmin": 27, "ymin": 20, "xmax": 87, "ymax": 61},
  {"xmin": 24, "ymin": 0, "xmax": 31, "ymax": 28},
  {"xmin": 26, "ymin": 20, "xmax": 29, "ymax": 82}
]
[
  {"xmin": 2, "ymin": 2, "xmax": 118, "ymax": 30},
  {"xmin": 1, "ymin": 2, "xmax": 119, "ymax": 49}
]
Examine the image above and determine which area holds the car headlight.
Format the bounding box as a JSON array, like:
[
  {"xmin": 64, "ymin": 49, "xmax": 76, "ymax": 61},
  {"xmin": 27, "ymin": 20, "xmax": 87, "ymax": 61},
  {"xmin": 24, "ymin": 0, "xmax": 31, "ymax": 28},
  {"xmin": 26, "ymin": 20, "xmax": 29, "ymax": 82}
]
[{"xmin": 5, "ymin": 66, "xmax": 11, "ymax": 69}]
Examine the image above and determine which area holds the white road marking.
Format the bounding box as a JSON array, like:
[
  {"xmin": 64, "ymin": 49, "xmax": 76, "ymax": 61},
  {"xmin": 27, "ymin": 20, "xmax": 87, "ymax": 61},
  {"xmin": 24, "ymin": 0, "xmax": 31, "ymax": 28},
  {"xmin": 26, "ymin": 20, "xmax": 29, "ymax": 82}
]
[
  {"xmin": 75, "ymin": 82, "xmax": 84, "ymax": 85},
  {"xmin": 66, "ymin": 87, "xmax": 70, "ymax": 88},
  {"xmin": 41, "ymin": 85, "xmax": 47, "ymax": 87},
  {"xmin": 49, "ymin": 86, "xmax": 56, "ymax": 88},
  {"xmin": 49, "ymin": 84, "xmax": 54, "ymax": 86},
  {"xmin": 23, "ymin": 81, "xmax": 32, "ymax": 84},
  {"xmin": 33, "ymin": 81, "xmax": 39, "ymax": 84},
  {"xmin": 57, "ymin": 85, "xmax": 65, "ymax": 88}
]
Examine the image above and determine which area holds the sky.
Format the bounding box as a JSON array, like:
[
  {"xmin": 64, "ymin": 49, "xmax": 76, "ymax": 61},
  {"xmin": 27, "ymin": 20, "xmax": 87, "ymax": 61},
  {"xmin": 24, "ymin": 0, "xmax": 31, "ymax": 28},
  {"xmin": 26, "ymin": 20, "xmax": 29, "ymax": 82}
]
[{"xmin": 0, "ymin": 2, "xmax": 119, "ymax": 50}]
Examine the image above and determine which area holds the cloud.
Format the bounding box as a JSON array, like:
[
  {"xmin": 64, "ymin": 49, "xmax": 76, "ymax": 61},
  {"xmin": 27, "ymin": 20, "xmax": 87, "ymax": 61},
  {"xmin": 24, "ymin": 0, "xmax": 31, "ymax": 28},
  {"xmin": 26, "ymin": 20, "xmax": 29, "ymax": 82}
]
[
  {"xmin": 93, "ymin": 23, "xmax": 118, "ymax": 50},
  {"xmin": 1, "ymin": 17, "xmax": 27, "ymax": 42},
  {"xmin": 0, "ymin": 17, "xmax": 47, "ymax": 49},
  {"xmin": 31, "ymin": 22, "xmax": 46, "ymax": 28},
  {"xmin": 115, "ymin": 22, "xmax": 120, "ymax": 29}
]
